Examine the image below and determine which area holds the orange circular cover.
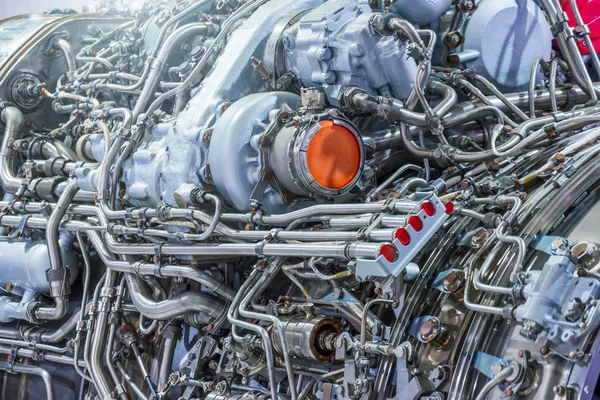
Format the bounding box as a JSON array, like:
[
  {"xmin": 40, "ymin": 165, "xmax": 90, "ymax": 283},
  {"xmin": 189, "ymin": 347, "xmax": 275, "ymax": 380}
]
[{"xmin": 306, "ymin": 121, "xmax": 361, "ymax": 190}]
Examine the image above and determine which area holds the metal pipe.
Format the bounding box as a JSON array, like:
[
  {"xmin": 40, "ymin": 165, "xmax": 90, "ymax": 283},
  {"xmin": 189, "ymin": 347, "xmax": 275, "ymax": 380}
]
[
  {"xmin": 0, "ymin": 105, "xmax": 25, "ymax": 194},
  {"xmin": 238, "ymin": 262, "xmax": 299, "ymax": 400},
  {"xmin": 88, "ymin": 271, "xmax": 117, "ymax": 400},
  {"xmin": 132, "ymin": 22, "xmax": 216, "ymax": 119},
  {"xmin": 35, "ymin": 179, "xmax": 80, "ymax": 321},
  {"xmin": 124, "ymin": 274, "xmax": 225, "ymax": 321},
  {"xmin": 0, "ymin": 363, "xmax": 55, "ymax": 400},
  {"xmin": 569, "ymin": 0, "xmax": 600, "ymax": 77},
  {"xmin": 549, "ymin": 59, "xmax": 559, "ymax": 113},
  {"xmin": 227, "ymin": 269, "xmax": 279, "ymax": 400},
  {"xmin": 55, "ymin": 39, "xmax": 77, "ymax": 78}
]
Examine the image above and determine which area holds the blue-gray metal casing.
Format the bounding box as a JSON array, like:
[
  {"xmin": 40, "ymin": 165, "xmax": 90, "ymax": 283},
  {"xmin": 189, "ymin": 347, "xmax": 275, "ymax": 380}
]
[
  {"xmin": 119, "ymin": 0, "xmax": 325, "ymax": 208},
  {"xmin": 452, "ymin": 0, "xmax": 552, "ymax": 91},
  {"xmin": 208, "ymin": 91, "xmax": 303, "ymax": 213},
  {"xmin": 285, "ymin": 0, "xmax": 417, "ymax": 107},
  {"xmin": 0, "ymin": 234, "xmax": 78, "ymax": 295},
  {"xmin": 0, "ymin": 233, "xmax": 79, "ymax": 323},
  {"xmin": 388, "ymin": 0, "xmax": 452, "ymax": 26},
  {"xmin": 514, "ymin": 255, "xmax": 600, "ymax": 344}
]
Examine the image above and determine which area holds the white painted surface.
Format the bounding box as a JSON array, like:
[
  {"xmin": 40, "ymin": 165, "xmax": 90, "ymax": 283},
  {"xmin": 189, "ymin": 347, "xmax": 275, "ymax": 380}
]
[{"xmin": 0, "ymin": 0, "xmax": 97, "ymax": 20}]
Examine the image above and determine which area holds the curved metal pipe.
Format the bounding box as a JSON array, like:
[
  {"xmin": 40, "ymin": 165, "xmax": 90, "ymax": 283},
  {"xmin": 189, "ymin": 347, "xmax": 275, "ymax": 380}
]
[
  {"xmin": 0, "ymin": 106, "xmax": 25, "ymax": 194},
  {"xmin": 55, "ymin": 39, "xmax": 77, "ymax": 79},
  {"xmin": 132, "ymin": 22, "xmax": 217, "ymax": 119},
  {"xmin": 124, "ymin": 274, "xmax": 225, "ymax": 321},
  {"xmin": 0, "ymin": 363, "xmax": 55, "ymax": 400}
]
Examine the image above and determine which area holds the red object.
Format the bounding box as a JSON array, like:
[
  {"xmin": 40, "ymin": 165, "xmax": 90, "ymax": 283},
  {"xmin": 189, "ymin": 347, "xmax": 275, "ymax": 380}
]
[
  {"xmin": 560, "ymin": 0, "xmax": 600, "ymax": 55},
  {"xmin": 421, "ymin": 201, "xmax": 436, "ymax": 217},
  {"xmin": 444, "ymin": 202, "xmax": 455, "ymax": 214},
  {"xmin": 408, "ymin": 216, "xmax": 424, "ymax": 232},
  {"xmin": 394, "ymin": 227, "xmax": 411, "ymax": 246},
  {"xmin": 379, "ymin": 243, "xmax": 398, "ymax": 263}
]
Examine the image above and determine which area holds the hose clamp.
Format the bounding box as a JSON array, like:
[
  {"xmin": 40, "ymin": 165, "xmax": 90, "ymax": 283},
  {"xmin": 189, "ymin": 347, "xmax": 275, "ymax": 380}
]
[
  {"xmin": 255, "ymin": 240, "xmax": 268, "ymax": 257},
  {"xmin": 153, "ymin": 243, "xmax": 165, "ymax": 278}
]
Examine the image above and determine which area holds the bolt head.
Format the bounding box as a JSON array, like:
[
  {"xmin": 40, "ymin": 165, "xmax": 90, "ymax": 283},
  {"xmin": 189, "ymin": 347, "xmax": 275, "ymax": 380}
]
[
  {"xmin": 554, "ymin": 385, "xmax": 566, "ymax": 396},
  {"xmin": 420, "ymin": 319, "xmax": 439, "ymax": 341}
]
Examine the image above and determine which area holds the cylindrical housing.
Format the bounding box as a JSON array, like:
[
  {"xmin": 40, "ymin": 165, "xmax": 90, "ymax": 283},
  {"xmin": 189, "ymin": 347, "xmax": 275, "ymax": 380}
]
[
  {"xmin": 272, "ymin": 316, "xmax": 341, "ymax": 361},
  {"xmin": 270, "ymin": 117, "xmax": 364, "ymax": 198}
]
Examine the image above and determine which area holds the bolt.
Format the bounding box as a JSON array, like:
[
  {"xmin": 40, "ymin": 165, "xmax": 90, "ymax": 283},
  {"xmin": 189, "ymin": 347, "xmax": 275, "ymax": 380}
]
[
  {"xmin": 443, "ymin": 272, "xmax": 458, "ymax": 287},
  {"xmin": 431, "ymin": 366, "xmax": 446, "ymax": 380},
  {"xmin": 5, "ymin": 282, "xmax": 13, "ymax": 292},
  {"xmin": 7, "ymin": 355, "xmax": 14, "ymax": 363},
  {"xmin": 111, "ymin": 391, "xmax": 118, "ymax": 399},
  {"xmin": 518, "ymin": 349, "xmax": 524, "ymax": 357},
  {"xmin": 554, "ymin": 385, "xmax": 566, "ymax": 396},
  {"xmin": 505, "ymin": 389, "xmax": 513, "ymax": 396},
  {"xmin": 261, "ymin": 137, "xmax": 271, "ymax": 148},
  {"xmin": 420, "ymin": 318, "xmax": 439, "ymax": 341},
  {"xmin": 443, "ymin": 271, "xmax": 463, "ymax": 292},
  {"xmin": 282, "ymin": 192, "xmax": 295, "ymax": 203},
  {"xmin": 569, "ymin": 350, "xmax": 579, "ymax": 359},
  {"xmin": 555, "ymin": 153, "xmax": 566, "ymax": 163},
  {"xmin": 540, "ymin": 346, "xmax": 550, "ymax": 356},
  {"xmin": 119, "ymin": 189, "xmax": 126, "ymax": 198},
  {"xmin": 550, "ymin": 237, "xmax": 569, "ymax": 254}
]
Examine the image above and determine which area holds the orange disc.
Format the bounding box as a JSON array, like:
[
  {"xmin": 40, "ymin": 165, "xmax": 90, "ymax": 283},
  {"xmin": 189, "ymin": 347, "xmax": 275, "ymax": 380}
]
[{"xmin": 305, "ymin": 120, "xmax": 361, "ymax": 190}]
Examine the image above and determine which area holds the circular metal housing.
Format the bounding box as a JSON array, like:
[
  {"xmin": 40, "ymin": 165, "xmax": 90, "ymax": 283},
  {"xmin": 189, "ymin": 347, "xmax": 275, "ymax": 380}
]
[
  {"xmin": 272, "ymin": 316, "xmax": 342, "ymax": 361},
  {"xmin": 271, "ymin": 116, "xmax": 364, "ymax": 198}
]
